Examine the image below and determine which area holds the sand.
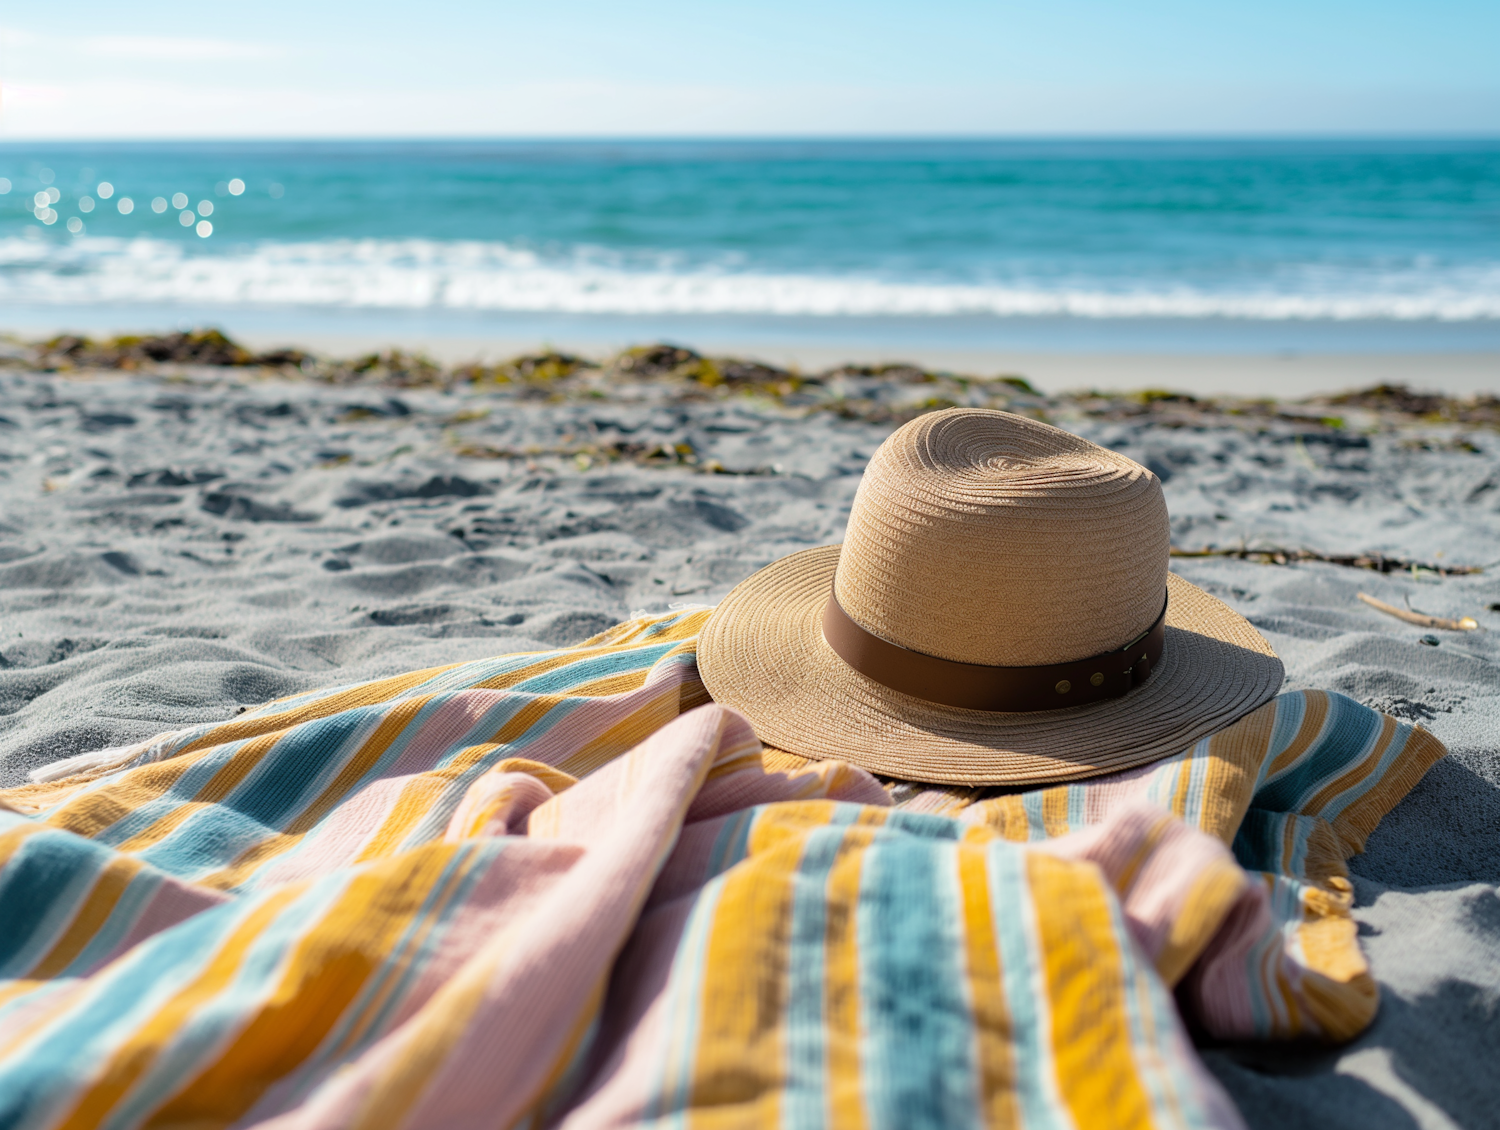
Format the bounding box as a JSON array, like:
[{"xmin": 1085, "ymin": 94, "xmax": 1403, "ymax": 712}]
[{"xmin": 1, "ymin": 354, "xmax": 1497, "ymax": 1127}]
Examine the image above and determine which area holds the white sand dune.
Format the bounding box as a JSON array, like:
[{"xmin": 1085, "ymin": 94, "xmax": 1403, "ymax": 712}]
[{"xmin": 1, "ymin": 362, "xmax": 1497, "ymax": 1127}]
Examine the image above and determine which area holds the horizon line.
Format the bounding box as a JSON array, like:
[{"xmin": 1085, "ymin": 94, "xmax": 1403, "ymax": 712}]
[{"xmin": 1, "ymin": 132, "xmax": 1499, "ymax": 146}]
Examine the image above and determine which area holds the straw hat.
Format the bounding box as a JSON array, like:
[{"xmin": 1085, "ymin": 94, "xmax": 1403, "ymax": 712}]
[{"xmin": 697, "ymin": 408, "xmax": 1283, "ymax": 785}]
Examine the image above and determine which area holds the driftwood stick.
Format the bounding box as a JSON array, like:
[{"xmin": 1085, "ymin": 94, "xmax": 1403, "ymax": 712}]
[
  {"xmin": 1170, "ymin": 545, "xmax": 1481, "ymax": 576},
  {"xmin": 1356, "ymin": 592, "xmax": 1479, "ymax": 631}
]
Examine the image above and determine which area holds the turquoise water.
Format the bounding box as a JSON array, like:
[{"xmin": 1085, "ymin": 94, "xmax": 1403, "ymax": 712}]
[{"xmin": 1, "ymin": 140, "xmax": 1498, "ymax": 349}]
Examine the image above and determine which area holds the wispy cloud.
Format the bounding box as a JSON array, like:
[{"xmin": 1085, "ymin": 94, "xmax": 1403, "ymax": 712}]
[
  {"xmin": 0, "ymin": 82, "xmax": 68, "ymax": 106},
  {"xmin": 3, "ymin": 76, "xmax": 1497, "ymax": 139},
  {"xmin": 80, "ymin": 36, "xmax": 283, "ymax": 62},
  {"xmin": 0, "ymin": 25, "xmax": 43, "ymax": 46}
]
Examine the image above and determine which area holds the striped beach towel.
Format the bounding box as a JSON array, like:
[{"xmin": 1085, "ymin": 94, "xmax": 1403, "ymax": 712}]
[{"xmin": 0, "ymin": 608, "xmax": 1444, "ymax": 1129}]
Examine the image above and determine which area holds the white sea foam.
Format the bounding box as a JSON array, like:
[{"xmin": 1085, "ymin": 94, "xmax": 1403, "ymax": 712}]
[{"xmin": 2, "ymin": 236, "xmax": 1498, "ymax": 322}]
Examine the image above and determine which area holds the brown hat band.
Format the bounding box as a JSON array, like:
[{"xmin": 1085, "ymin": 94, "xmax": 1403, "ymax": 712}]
[{"xmin": 821, "ymin": 587, "xmax": 1168, "ymax": 713}]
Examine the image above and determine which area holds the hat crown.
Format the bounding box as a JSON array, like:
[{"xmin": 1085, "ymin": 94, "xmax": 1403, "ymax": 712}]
[{"xmin": 833, "ymin": 408, "xmax": 1169, "ymax": 667}]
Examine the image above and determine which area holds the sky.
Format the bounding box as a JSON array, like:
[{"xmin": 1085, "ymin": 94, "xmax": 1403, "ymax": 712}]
[{"xmin": 1, "ymin": 0, "xmax": 1497, "ymax": 139}]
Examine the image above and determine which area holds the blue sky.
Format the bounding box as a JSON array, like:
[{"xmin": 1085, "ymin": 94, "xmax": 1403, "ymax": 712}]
[{"xmin": 1, "ymin": 1, "xmax": 1496, "ymax": 138}]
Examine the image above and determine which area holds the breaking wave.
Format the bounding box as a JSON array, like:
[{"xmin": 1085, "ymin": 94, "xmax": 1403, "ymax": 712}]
[{"xmin": 3, "ymin": 236, "xmax": 1499, "ymax": 322}]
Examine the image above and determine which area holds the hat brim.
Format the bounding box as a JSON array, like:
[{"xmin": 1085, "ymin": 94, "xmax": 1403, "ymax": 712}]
[{"xmin": 697, "ymin": 545, "xmax": 1284, "ymax": 786}]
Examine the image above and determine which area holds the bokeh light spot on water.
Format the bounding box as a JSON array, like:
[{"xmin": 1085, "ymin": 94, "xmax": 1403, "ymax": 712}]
[
  {"xmin": 152, "ymin": 197, "xmax": 168, "ymax": 213},
  {"xmin": 268, "ymin": 183, "xmax": 284, "ymax": 199},
  {"xmin": 39, "ymin": 208, "xmax": 57, "ymax": 225},
  {"xmin": 96, "ymin": 181, "xmax": 113, "ymax": 199},
  {"xmin": 33, "ymin": 191, "xmax": 49, "ymax": 208},
  {"xmin": 118, "ymin": 198, "xmax": 135, "ymax": 215},
  {"xmin": 66, "ymin": 217, "xmax": 83, "ymax": 234},
  {"xmin": 215, "ymin": 181, "xmax": 228, "ymax": 196},
  {"xmin": 79, "ymin": 196, "xmax": 95, "ymax": 213},
  {"xmin": 0, "ymin": 178, "xmax": 11, "ymax": 194},
  {"xmin": 179, "ymin": 211, "xmax": 195, "ymax": 227},
  {"xmin": 198, "ymin": 200, "xmax": 214, "ymax": 217},
  {"xmin": 228, "ymin": 178, "xmax": 245, "ymax": 195},
  {"xmin": 38, "ymin": 168, "xmax": 54, "ymax": 185},
  {"xmin": 45, "ymin": 187, "xmax": 61, "ymax": 204},
  {"xmin": 196, "ymin": 220, "xmax": 213, "ymax": 238},
  {"xmin": 171, "ymin": 192, "xmax": 188, "ymax": 209}
]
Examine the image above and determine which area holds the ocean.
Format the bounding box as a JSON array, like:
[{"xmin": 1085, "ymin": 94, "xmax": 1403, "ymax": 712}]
[{"xmin": 1, "ymin": 139, "xmax": 1498, "ymax": 351}]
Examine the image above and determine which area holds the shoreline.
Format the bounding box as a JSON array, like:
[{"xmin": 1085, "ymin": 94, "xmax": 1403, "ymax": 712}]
[
  {"xmin": 3, "ymin": 324, "xmax": 1497, "ymax": 400},
  {"xmin": 234, "ymin": 337, "xmax": 1500, "ymax": 400}
]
